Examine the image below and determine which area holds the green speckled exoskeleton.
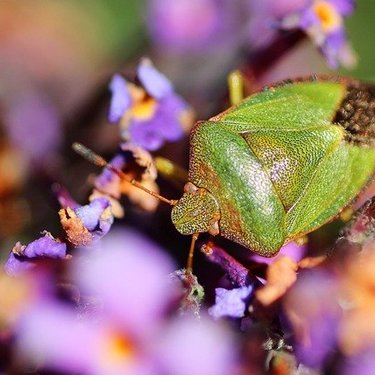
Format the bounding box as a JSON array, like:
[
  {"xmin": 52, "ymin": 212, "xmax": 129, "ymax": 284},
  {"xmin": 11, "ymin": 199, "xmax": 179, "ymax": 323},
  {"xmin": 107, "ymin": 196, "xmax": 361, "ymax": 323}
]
[{"xmin": 74, "ymin": 76, "xmax": 375, "ymax": 270}]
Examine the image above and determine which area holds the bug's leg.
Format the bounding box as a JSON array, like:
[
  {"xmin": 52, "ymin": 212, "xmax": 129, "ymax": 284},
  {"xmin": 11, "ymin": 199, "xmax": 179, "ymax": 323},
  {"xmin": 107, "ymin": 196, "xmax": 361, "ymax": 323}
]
[
  {"xmin": 187, "ymin": 233, "xmax": 199, "ymax": 272},
  {"xmin": 155, "ymin": 156, "xmax": 188, "ymax": 190},
  {"xmin": 228, "ymin": 70, "xmax": 244, "ymax": 106}
]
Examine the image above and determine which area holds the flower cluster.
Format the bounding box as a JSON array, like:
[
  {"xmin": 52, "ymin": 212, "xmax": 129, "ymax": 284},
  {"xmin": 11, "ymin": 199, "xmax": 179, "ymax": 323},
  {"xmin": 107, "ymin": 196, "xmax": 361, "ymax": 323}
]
[
  {"xmin": 6, "ymin": 230, "xmax": 236, "ymax": 375},
  {"xmin": 108, "ymin": 58, "xmax": 194, "ymax": 151},
  {"xmin": 280, "ymin": 0, "xmax": 356, "ymax": 68},
  {"xmin": 147, "ymin": 0, "xmax": 356, "ymax": 69},
  {"xmin": 1, "ymin": 1, "xmax": 373, "ymax": 374},
  {"xmin": 3, "ymin": 59, "xmax": 193, "ymax": 276}
]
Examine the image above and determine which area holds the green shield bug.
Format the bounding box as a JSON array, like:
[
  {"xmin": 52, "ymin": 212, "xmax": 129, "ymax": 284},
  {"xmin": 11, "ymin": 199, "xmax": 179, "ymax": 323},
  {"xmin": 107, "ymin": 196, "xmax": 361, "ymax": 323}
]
[{"xmin": 74, "ymin": 77, "xmax": 375, "ymax": 266}]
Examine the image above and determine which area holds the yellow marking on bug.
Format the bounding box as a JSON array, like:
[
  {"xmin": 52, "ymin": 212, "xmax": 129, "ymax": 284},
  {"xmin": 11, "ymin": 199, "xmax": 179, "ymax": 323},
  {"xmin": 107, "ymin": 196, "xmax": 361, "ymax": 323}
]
[
  {"xmin": 313, "ymin": 1, "xmax": 342, "ymax": 32},
  {"xmin": 340, "ymin": 207, "xmax": 353, "ymax": 222},
  {"xmin": 228, "ymin": 70, "xmax": 244, "ymax": 106}
]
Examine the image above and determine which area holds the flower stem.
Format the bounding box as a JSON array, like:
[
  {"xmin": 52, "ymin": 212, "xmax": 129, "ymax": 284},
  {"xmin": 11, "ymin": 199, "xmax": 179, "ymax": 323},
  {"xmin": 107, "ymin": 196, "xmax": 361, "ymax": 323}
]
[{"xmin": 201, "ymin": 242, "xmax": 253, "ymax": 287}]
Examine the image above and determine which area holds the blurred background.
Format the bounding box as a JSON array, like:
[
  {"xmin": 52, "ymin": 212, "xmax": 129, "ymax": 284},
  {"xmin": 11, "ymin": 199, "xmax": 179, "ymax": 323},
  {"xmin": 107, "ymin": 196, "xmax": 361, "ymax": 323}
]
[{"xmin": 0, "ymin": 0, "xmax": 374, "ymax": 265}]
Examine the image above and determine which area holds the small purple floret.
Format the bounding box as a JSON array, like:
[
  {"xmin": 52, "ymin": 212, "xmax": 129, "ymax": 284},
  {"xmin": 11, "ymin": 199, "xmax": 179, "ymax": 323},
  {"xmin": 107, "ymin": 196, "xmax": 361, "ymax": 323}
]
[
  {"xmin": 4, "ymin": 233, "xmax": 67, "ymax": 276},
  {"xmin": 75, "ymin": 198, "xmax": 110, "ymax": 231},
  {"xmin": 209, "ymin": 286, "xmax": 253, "ymax": 320},
  {"xmin": 279, "ymin": 0, "xmax": 356, "ymax": 68},
  {"xmin": 22, "ymin": 235, "xmax": 66, "ymax": 259},
  {"xmin": 75, "ymin": 198, "xmax": 113, "ymax": 241},
  {"xmin": 108, "ymin": 60, "xmax": 192, "ymax": 151},
  {"xmin": 4, "ymin": 253, "xmax": 35, "ymax": 276},
  {"xmin": 128, "ymin": 94, "xmax": 187, "ymax": 151}
]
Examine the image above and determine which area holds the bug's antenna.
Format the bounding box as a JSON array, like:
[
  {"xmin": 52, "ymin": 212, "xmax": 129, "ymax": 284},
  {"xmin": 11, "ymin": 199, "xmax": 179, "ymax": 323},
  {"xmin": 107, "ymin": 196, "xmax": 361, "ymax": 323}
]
[
  {"xmin": 72, "ymin": 142, "xmax": 177, "ymax": 206},
  {"xmin": 186, "ymin": 233, "xmax": 199, "ymax": 272}
]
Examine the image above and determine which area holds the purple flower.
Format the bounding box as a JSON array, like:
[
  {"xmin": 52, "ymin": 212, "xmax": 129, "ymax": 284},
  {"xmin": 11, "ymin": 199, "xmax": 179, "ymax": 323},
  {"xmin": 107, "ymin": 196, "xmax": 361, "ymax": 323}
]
[
  {"xmin": 14, "ymin": 229, "xmax": 237, "ymax": 375},
  {"xmin": 108, "ymin": 59, "xmax": 193, "ymax": 151},
  {"xmin": 74, "ymin": 229, "xmax": 175, "ymax": 335},
  {"xmin": 127, "ymin": 95, "xmax": 188, "ymax": 150},
  {"xmin": 4, "ymin": 232, "xmax": 67, "ymax": 276},
  {"xmin": 154, "ymin": 315, "xmax": 236, "ymax": 375},
  {"xmin": 209, "ymin": 286, "xmax": 253, "ymax": 319},
  {"xmin": 341, "ymin": 351, "xmax": 375, "ymax": 375},
  {"xmin": 283, "ymin": 269, "xmax": 342, "ymax": 369},
  {"xmin": 280, "ymin": 0, "xmax": 356, "ymax": 68},
  {"xmin": 247, "ymin": 0, "xmax": 310, "ymax": 48},
  {"xmin": 251, "ymin": 241, "xmax": 307, "ymax": 266},
  {"xmin": 59, "ymin": 197, "xmax": 114, "ymax": 247},
  {"xmin": 146, "ymin": 0, "xmax": 241, "ymax": 53}
]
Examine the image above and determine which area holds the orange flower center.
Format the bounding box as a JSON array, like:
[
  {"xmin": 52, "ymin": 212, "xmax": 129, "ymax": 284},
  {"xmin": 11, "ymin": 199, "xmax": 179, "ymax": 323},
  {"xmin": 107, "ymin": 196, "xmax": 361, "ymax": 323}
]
[
  {"xmin": 313, "ymin": 1, "xmax": 342, "ymax": 32},
  {"xmin": 131, "ymin": 97, "xmax": 157, "ymax": 120},
  {"xmin": 105, "ymin": 333, "xmax": 134, "ymax": 364}
]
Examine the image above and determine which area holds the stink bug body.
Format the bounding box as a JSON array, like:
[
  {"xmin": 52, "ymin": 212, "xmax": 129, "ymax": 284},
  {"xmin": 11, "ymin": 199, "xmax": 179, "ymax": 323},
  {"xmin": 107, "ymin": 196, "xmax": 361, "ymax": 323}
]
[
  {"xmin": 74, "ymin": 77, "xmax": 375, "ymax": 259},
  {"xmin": 171, "ymin": 78, "xmax": 375, "ymax": 257}
]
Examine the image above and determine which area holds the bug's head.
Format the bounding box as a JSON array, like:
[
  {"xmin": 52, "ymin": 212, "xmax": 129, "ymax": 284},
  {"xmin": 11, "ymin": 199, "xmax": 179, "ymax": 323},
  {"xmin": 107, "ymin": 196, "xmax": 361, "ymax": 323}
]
[{"xmin": 171, "ymin": 182, "xmax": 221, "ymax": 236}]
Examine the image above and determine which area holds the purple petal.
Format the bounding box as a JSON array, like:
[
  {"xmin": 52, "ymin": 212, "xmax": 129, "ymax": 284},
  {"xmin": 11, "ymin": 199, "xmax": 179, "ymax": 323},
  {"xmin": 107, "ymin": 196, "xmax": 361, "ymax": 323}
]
[
  {"xmin": 75, "ymin": 198, "xmax": 111, "ymax": 231},
  {"xmin": 299, "ymin": 7, "xmax": 319, "ymax": 29},
  {"xmin": 328, "ymin": 0, "xmax": 356, "ymax": 16},
  {"xmin": 108, "ymin": 74, "xmax": 131, "ymax": 123},
  {"xmin": 72, "ymin": 228, "xmax": 176, "ymax": 337},
  {"xmin": 16, "ymin": 302, "xmax": 100, "ymax": 374},
  {"xmin": 137, "ymin": 59, "xmax": 173, "ymax": 99},
  {"xmin": 251, "ymin": 241, "xmax": 307, "ymax": 265},
  {"xmin": 155, "ymin": 95, "xmax": 187, "ymax": 140},
  {"xmin": 156, "ymin": 315, "xmax": 236, "ymax": 375},
  {"xmin": 342, "ymin": 351, "xmax": 375, "ymax": 375},
  {"xmin": 4, "ymin": 234, "xmax": 67, "ymax": 276},
  {"xmin": 4, "ymin": 253, "xmax": 34, "ymax": 276},
  {"xmin": 321, "ymin": 29, "xmax": 346, "ymax": 68},
  {"xmin": 127, "ymin": 94, "xmax": 187, "ymax": 150},
  {"xmin": 208, "ymin": 286, "xmax": 253, "ymax": 319},
  {"xmin": 128, "ymin": 121, "xmax": 164, "ymax": 151},
  {"xmin": 283, "ymin": 270, "xmax": 341, "ymax": 369},
  {"xmin": 22, "ymin": 235, "xmax": 67, "ymax": 259}
]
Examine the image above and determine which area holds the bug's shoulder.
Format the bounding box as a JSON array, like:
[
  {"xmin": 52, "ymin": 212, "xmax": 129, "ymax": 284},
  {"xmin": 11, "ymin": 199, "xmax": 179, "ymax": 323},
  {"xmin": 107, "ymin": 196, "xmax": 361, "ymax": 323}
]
[
  {"xmin": 192, "ymin": 76, "xmax": 375, "ymax": 144},
  {"xmin": 205, "ymin": 76, "xmax": 346, "ymax": 132}
]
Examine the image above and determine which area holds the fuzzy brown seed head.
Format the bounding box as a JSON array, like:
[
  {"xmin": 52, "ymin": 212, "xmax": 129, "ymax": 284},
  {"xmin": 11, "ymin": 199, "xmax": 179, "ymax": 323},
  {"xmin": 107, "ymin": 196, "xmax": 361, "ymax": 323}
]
[{"xmin": 334, "ymin": 82, "xmax": 375, "ymax": 146}]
